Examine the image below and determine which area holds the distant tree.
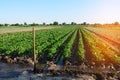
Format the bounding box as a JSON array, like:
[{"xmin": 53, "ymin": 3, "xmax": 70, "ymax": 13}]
[
  {"xmin": 30, "ymin": 23, "xmax": 39, "ymax": 26},
  {"xmin": 71, "ymin": 22, "xmax": 76, "ymax": 25},
  {"xmin": 114, "ymin": 22, "xmax": 119, "ymax": 25},
  {"xmin": 62, "ymin": 22, "xmax": 66, "ymax": 25},
  {"xmin": 14, "ymin": 23, "xmax": 19, "ymax": 26},
  {"xmin": 11, "ymin": 24, "xmax": 14, "ymax": 26},
  {"xmin": 24, "ymin": 22, "xmax": 27, "ymax": 26},
  {"xmin": 4, "ymin": 23, "xmax": 9, "ymax": 26},
  {"xmin": 0, "ymin": 24, "xmax": 3, "ymax": 26},
  {"xmin": 43, "ymin": 22, "xmax": 46, "ymax": 25},
  {"xmin": 53, "ymin": 21, "xmax": 59, "ymax": 25},
  {"xmin": 49, "ymin": 23, "xmax": 53, "ymax": 25},
  {"xmin": 11, "ymin": 23, "xmax": 23, "ymax": 26},
  {"xmin": 81, "ymin": 22, "xmax": 87, "ymax": 25},
  {"xmin": 20, "ymin": 24, "xmax": 23, "ymax": 26}
]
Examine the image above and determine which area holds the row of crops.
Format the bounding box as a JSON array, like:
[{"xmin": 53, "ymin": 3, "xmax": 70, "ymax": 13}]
[
  {"xmin": 0, "ymin": 26, "xmax": 120, "ymax": 66},
  {"xmin": 81, "ymin": 28, "xmax": 120, "ymax": 65}
]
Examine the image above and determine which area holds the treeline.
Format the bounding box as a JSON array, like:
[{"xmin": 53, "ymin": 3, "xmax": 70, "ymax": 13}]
[
  {"xmin": 0, "ymin": 21, "xmax": 89, "ymax": 27},
  {"xmin": 1, "ymin": 21, "xmax": 119, "ymax": 27},
  {"xmin": 92, "ymin": 22, "xmax": 120, "ymax": 27}
]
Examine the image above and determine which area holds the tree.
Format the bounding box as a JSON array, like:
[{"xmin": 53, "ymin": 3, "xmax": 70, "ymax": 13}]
[
  {"xmin": 0, "ymin": 24, "xmax": 3, "ymax": 26},
  {"xmin": 114, "ymin": 22, "xmax": 119, "ymax": 25},
  {"xmin": 14, "ymin": 23, "xmax": 19, "ymax": 26},
  {"xmin": 81, "ymin": 22, "xmax": 87, "ymax": 25},
  {"xmin": 43, "ymin": 22, "xmax": 46, "ymax": 25},
  {"xmin": 30, "ymin": 23, "xmax": 39, "ymax": 26},
  {"xmin": 62, "ymin": 22, "xmax": 66, "ymax": 25},
  {"xmin": 4, "ymin": 23, "xmax": 9, "ymax": 26},
  {"xmin": 53, "ymin": 21, "xmax": 59, "ymax": 25},
  {"xmin": 49, "ymin": 23, "xmax": 53, "ymax": 25},
  {"xmin": 24, "ymin": 22, "xmax": 27, "ymax": 26},
  {"xmin": 71, "ymin": 22, "xmax": 76, "ymax": 25}
]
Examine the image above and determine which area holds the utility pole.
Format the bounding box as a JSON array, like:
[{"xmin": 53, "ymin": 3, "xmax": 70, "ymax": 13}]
[{"xmin": 33, "ymin": 27, "xmax": 37, "ymax": 73}]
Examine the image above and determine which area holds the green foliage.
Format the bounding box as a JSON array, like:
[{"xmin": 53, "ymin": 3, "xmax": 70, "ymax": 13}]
[
  {"xmin": 53, "ymin": 21, "xmax": 59, "ymax": 25},
  {"xmin": 82, "ymin": 28, "xmax": 120, "ymax": 64},
  {"xmin": 0, "ymin": 27, "xmax": 75, "ymax": 58},
  {"xmin": 77, "ymin": 29, "xmax": 85, "ymax": 61},
  {"xmin": 71, "ymin": 22, "xmax": 76, "ymax": 25},
  {"xmin": 63, "ymin": 30, "xmax": 77, "ymax": 58},
  {"xmin": 62, "ymin": 22, "xmax": 66, "ymax": 25},
  {"xmin": 47, "ymin": 28, "xmax": 75, "ymax": 58}
]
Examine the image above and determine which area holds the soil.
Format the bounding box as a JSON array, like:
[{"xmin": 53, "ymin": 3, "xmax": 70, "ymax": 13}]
[
  {"xmin": 49, "ymin": 30, "xmax": 76, "ymax": 64},
  {"xmin": 0, "ymin": 54, "xmax": 34, "ymax": 67},
  {"xmin": 37, "ymin": 61, "xmax": 120, "ymax": 80},
  {"xmin": 0, "ymin": 27, "xmax": 55, "ymax": 34},
  {"xmin": 0, "ymin": 54, "xmax": 120, "ymax": 80},
  {"xmin": 81, "ymin": 30, "xmax": 95, "ymax": 65},
  {"xmin": 68, "ymin": 30, "xmax": 80, "ymax": 65}
]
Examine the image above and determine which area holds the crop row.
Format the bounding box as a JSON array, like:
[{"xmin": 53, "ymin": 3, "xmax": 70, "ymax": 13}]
[
  {"xmin": 81, "ymin": 28, "xmax": 120, "ymax": 65},
  {"xmin": 63, "ymin": 30, "xmax": 77, "ymax": 58},
  {"xmin": 47, "ymin": 29, "xmax": 76, "ymax": 59},
  {"xmin": 77, "ymin": 29, "xmax": 85, "ymax": 62}
]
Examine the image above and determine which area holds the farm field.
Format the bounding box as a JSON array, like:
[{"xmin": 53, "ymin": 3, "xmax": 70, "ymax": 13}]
[
  {"xmin": 0, "ymin": 26, "xmax": 57, "ymax": 34},
  {"xmin": 85, "ymin": 26, "xmax": 120, "ymax": 44},
  {"xmin": 0, "ymin": 25, "xmax": 120, "ymax": 66},
  {"xmin": 0, "ymin": 25, "xmax": 120, "ymax": 79},
  {"xmin": 85, "ymin": 26, "xmax": 120, "ymax": 54}
]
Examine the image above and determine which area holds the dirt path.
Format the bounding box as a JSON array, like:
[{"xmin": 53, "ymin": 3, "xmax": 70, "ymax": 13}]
[{"xmin": 0, "ymin": 27, "xmax": 56, "ymax": 34}]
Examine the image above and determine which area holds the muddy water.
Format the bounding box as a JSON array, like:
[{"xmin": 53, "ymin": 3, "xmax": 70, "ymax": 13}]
[
  {"xmin": 0, "ymin": 62, "xmax": 32, "ymax": 78},
  {"xmin": 1, "ymin": 62, "xmax": 119, "ymax": 80},
  {"xmin": 57, "ymin": 56, "xmax": 64, "ymax": 65},
  {"xmin": 0, "ymin": 63, "xmax": 96, "ymax": 80}
]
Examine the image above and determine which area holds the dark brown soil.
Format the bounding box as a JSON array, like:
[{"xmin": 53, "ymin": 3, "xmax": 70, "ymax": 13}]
[
  {"xmin": 68, "ymin": 30, "xmax": 81, "ymax": 65},
  {"xmin": 0, "ymin": 54, "xmax": 34, "ymax": 67}
]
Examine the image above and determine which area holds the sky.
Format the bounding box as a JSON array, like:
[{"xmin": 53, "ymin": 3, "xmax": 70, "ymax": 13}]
[{"xmin": 0, "ymin": 0, "xmax": 120, "ymax": 24}]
